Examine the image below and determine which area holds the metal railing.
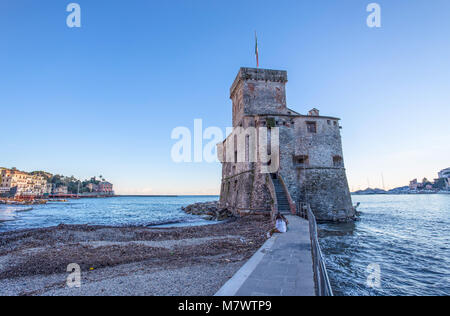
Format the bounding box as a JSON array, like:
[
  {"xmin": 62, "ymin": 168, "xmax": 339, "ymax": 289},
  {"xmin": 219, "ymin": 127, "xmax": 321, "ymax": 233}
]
[{"xmin": 298, "ymin": 203, "xmax": 334, "ymax": 296}]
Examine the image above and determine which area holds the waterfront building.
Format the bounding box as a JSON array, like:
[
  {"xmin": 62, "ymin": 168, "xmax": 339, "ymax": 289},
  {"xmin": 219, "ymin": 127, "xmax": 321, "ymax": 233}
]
[
  {"xmin": 409, "ymin": 179, "xmax": 418, "ymax": 190},
  {"xmin": 98, "ymin": 182, "xmax": 114, "ymax": 195},
  {"xmin": 218, "ymin": 68, "xmax": 354, "ymax": 222},
  {"xmin": 53, "ymin": 185, "xmax": 69, "ymax": 195},
  {"xmin": 53, "ymin": 186, "xmax": 68, "ymax": 195},
  {"xmin": 45, "ymin": 183, "xmax": 53, "ymax": 195},
  {"xmin": 438, "ymin": 168, "xmax": 450, "ymax": 180},
  {"xmin": 28, "ymin": 174, "xmax": 47, "ymax": 196},
  {"xmin": 87, "ymin": 183, "xmax": 99, "ymax": 192},
  {"xmin": 0, "ymin": 169, "xmax": 47, "ymax": 197},
  {"xmin": 438, "ymin": 168, "xmax": 450, "ymax": 190}
]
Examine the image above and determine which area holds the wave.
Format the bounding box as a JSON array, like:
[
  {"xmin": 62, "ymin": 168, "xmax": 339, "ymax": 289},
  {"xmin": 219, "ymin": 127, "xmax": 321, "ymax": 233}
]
[
  {"xmin": 0, "ymin": 206, "xmax": 34, "ymax": 223},
  {"xmin": 145, "ymin": 219, "xmax": 186, "ymax": 227}
]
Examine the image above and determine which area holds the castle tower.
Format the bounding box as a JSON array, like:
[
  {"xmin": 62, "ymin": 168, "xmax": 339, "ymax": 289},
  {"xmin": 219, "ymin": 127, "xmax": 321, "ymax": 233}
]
[
  {"xmin": 230, "ymin": 68, "xmax": 290, "ymax": 127},
  {"xmin": 219, "ymin": 67, "xmax": 355, "ymax": 222}
]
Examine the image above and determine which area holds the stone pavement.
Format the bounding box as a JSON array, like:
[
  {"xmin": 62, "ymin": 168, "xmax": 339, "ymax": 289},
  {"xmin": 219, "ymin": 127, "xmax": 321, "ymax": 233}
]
[{"xmin": 216, "ymin": 215, "xmax": 315, "ymax": 296}]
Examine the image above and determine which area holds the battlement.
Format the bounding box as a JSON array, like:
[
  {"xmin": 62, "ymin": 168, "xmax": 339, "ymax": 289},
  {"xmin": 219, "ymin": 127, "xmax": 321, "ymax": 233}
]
[
  {"xmin": 230, "ymin": 68, "xmax": 288, "ymax": 98},
  {"xmin": 230, "ymin": 67, "xmax": 289, "ymax": 126}
]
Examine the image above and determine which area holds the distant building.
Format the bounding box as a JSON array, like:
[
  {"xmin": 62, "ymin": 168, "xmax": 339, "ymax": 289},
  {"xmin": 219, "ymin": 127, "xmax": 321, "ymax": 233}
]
[
  {"xmin": 0, "ymin": 169, "xmax": 47, "ymax": 197},
  {"xmin": 53, "ymin": 186, "xmax": 68, "ymax": 195},
  {"xmin": 438, "ymin": 168, "xmax": 450, "ymax": 190},
  {"xmin": 409, "ymin": 179, "xmax": 418, "ymax": 190},
  {"xmin": 45, "ymin": 183, "xmax": 53, "ymax": 195},
  {"xmin": 438, "ymin": 168, "xmax": 450, "ymax": 179},
  {"xmin": 98, "ymin": 182, "xmax": 114, "ymax": 195},
  {"xmin": 87, "ymin": 183, "xmax": 99, "ymax": 192}
]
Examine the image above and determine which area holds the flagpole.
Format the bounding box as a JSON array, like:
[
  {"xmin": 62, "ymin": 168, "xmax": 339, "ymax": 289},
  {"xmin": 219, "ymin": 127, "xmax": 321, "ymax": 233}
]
[{"xmin": 255, "ymin": 31, "xmax": 259, "ymax": 68}]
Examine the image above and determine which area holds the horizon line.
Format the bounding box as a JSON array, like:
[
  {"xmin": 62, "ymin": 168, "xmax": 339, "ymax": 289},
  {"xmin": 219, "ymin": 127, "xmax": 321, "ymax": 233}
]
[{"xmin": 115, "ymin": 194, "xmax": 220, "ymax": 197}]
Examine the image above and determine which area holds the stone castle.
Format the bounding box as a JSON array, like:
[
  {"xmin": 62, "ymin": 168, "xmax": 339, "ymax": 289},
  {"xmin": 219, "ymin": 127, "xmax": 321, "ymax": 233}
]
[{"xmin": 218, "ymin": 67, "xmax": 355, "ymax": 222}]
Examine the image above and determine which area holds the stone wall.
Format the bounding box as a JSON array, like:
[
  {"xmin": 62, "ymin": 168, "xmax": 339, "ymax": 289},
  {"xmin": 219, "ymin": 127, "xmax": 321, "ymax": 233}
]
[
  {"xmin": 231, "ymin": 68, "xmax": 289, "ymax": 127},
  {"xmin": 219, "ymin": 167, "xmax": 272, "ymax": 214},
  {"xmin": 297, "ymin": 168, "xmax": 355, "ymax": 222}
]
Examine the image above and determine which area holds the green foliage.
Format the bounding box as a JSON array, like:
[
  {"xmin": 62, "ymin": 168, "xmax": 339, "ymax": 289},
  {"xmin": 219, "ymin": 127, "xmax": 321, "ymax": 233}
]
[
  {"xmin": 266, "ymin": 118, "xmax": 276, "ymax": 128},
  {"xmin": 433, "ymin": 178, "xmax": 447, "ymax": 190},
  {"xmin": 48, "ymin": 175, "xmax": 108, "ymax": 194}
]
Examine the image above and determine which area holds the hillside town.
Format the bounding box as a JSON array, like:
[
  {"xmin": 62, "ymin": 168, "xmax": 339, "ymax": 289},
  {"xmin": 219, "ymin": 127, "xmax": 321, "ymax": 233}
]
[
  {"xmin": 0, "ymin": 167, "xmax": 115, "ymax": 200},
  {"xmin": 353, "ymin": 168, "xmax": 450, "ymax": 195}
]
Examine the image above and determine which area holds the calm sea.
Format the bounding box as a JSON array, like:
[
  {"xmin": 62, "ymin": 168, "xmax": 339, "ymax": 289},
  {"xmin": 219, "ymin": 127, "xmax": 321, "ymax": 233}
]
[
  {"xmin": 1, "ymin": 194, "xmax": 449, "ymax": 296},
  {"xmin": 0, "ymin": 196, "xmax": 218, "ymax": 232},
  {"xmin": 319, "ymin": 194, "xmax": 450, "ymax": 296}
]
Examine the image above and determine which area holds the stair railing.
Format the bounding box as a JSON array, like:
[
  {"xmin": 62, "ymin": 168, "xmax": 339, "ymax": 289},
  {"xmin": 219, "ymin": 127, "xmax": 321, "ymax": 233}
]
[
  {"xmin": 277, "ymin": 175, "xmax": 297, "ymax": 215},
  {"xmin": 302, "ymin": 203, "xmax": 334, "ymax": 296},
  {"xmin": 266, "ymin": 174, "xmax": 279, "ymax": 219}
]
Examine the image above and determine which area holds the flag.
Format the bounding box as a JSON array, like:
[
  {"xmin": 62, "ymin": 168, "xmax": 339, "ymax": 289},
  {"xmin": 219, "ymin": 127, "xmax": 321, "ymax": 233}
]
[{"xmin": 255, "ymin": 32, "xmax": 259, "ymax": 68}]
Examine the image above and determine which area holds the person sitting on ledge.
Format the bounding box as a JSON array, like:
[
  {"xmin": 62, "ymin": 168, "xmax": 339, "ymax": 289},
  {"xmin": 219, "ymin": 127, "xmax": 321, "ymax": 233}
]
[{"xmin": 269, "ymin": 213, "xmax": 289, "ymax": 236}]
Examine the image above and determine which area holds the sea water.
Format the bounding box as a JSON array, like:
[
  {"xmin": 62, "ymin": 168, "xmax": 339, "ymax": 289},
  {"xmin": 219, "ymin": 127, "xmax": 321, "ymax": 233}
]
[
  {"xmin": 0, "ymin": 196, "xmax": 218, "ymax": 232},
  {"xmin": 319, "ymin": 194, "xmax": 450, "ymax": 296}
]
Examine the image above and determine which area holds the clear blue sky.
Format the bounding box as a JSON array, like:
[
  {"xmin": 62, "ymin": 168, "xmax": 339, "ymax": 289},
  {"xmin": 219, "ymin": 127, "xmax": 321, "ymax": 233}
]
[{"xmin": 1, "ymin": 0, "xmax": 449, "ymax": 194}]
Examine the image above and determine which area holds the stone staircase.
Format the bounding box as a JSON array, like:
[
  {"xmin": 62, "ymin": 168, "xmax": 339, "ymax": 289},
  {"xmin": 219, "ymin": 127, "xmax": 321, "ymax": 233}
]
[{"xmin": 272, "ymin": 177, "xmax": 291, "ymax": 215}]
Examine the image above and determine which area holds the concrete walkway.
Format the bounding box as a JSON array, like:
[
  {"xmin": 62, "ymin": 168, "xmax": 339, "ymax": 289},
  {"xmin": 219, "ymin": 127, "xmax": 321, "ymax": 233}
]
[{"xmin": 216, "ymin": 215, "xmax": 315, "ymax": 296}]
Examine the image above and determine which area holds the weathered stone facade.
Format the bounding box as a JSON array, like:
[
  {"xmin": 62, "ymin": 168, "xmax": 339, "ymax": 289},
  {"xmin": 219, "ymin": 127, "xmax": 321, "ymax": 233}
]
[{"xmin": 218, "ymin": 67, "xmax": 355, "ymax": 222}]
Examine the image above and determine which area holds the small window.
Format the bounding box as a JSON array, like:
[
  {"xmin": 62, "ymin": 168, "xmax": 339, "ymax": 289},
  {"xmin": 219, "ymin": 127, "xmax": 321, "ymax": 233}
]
[
  {"xmin": 266, "ymin": 118, "xmax": 276, "ymax": 128},
  {"xmin": 333, "ymin": 156, "xmax": 343, "ymax": 167},
  {"xmin": 333, "ymin": 121, "xmax": 338, "ymax": 126},
  {"xmin": 306, "ymin": 122, "xmax": 317, "ymax": 133},
  {"xmin": 327, "ymin": 120, "xmax": 331, "ymax": 125},
  {"xmin": 294, "ymin": 155, "xmax": 309, "ymax": 166}
]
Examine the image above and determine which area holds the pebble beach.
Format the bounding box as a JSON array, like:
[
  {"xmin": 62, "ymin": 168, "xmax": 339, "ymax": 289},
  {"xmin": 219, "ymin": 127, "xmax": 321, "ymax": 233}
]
[{"xmin": 0, "ymin": 216, "xmax": 272, "ymax": 296}]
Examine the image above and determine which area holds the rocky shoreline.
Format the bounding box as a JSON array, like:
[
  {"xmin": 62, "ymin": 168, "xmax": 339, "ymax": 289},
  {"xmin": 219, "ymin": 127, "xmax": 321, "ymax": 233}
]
[
  {"xmin": 182, "ymin": 201, "xmax": 233, "ymax": 221},
  {"xmin": 0, "ymin": 216, "xmax": 272, "ymax": 296},
  {"xmin": 0, "ymin": 199, "xmax": 47, "ymax": 206}
]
